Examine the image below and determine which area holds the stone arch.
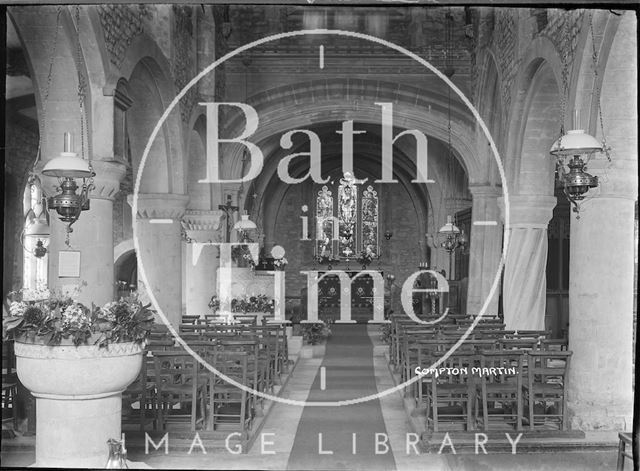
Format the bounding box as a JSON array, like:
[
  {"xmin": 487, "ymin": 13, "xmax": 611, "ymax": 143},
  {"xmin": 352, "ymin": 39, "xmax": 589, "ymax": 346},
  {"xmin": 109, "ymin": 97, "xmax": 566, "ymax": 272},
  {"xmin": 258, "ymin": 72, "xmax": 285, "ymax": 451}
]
[
  {"xmin": 570, "ymin": 10, "xmax": 633, "ymax": 171},
  {"xmin": 507, "ymin": 36, "xmax": 563, "ymax": 195},
  {"xmin": 125, "ymin": 56, "xmax": 184, "ymax": 195},
  {"xmin": 475, "ymin": 49, "xmax": 505, "ymax": 186},
  {"xmin": 218, "ymin": 79, "xmax": 483, "ymax": 187},
  {"xmin": 114, "ymin": 239, "xmax": 135, "ymax": 265},
  {"xmin": 117, "ymin": 33, "xmax": 185, "ymax": 195},
  {"xmin": 9, "ymin": 7, "xmax": 86, "ymax": 162}
]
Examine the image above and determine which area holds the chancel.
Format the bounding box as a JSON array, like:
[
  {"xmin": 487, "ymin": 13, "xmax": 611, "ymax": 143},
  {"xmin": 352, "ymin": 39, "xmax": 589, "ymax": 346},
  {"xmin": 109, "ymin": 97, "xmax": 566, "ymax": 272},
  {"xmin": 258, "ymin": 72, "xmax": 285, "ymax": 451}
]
[{"xmin": 2, "ymin": 4, "xmax": 637, "ymax": 471}]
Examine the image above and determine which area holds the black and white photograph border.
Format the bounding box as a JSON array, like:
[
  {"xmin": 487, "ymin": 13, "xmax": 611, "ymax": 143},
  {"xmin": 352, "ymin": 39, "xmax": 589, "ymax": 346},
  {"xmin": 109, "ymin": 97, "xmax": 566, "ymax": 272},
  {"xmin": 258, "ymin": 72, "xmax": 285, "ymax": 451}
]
[{"xmin": 2, "ymin": 1, "xmax": 638, "ymax": 470}]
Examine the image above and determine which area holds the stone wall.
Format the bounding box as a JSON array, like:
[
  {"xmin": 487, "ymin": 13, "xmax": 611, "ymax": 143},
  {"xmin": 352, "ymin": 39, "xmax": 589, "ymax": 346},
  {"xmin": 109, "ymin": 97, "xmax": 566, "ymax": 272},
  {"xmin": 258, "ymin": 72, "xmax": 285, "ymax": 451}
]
[
  {"xmin": 172, "ymin": 5, "xmax": 197, "ymax": 123},
  {"xmin": 97, "ymin": 5, "xmax": 151, "ymax": 68}
]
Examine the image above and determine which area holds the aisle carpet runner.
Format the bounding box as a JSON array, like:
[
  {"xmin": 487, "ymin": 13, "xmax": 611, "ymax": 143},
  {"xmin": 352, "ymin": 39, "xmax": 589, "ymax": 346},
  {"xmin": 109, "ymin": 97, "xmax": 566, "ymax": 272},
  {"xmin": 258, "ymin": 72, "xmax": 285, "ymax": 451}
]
[{"xmin": 286, "ymin": 324, "xmax": 396, "ymax": 470}]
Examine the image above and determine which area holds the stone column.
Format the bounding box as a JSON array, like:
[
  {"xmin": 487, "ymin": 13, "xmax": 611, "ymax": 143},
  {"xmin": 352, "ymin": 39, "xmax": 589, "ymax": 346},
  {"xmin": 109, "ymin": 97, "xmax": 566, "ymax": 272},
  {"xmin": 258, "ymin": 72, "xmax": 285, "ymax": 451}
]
[
  {"xmin": 566, "ymin": 177, "xmax": 635, "ymax": 430},
  {"xmin": 566, "ymin": 11, "xmax": 637, "ymax": 431},
  {"xmin": 46, "ymin": 160, "xmax": 126, "ymax": 307},
  {"xmin": 499, "ymin": 194, "xmax": 556, "ymax": 330},
  {"xmin": 181, "ymin": 209, "xmax": 224, "ymax": 317},
  {"xmin": 466, "ymin": 185, "xmax": 502, "ymax": 316},
  {"xmin": 131, "ymin": 193, "xmax": 188, "ymax": 326}
]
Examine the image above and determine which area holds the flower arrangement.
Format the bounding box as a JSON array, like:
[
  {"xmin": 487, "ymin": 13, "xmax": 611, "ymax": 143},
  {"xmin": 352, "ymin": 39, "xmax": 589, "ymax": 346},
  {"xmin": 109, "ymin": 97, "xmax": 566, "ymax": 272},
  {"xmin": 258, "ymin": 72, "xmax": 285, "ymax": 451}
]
[
  {"xmin": 301, "ymin": 320, "xmax": 332, "ymax": 345},
  {"xmin": 231, "ymin": 245, "xmax": 256, "ymax": 268},
  {"xmin": 209, "ymin": 294, "xmax": 275, "ymax": 315},
  {"xmin": 356, "ymin": 245, "xmax": 377, "ymax": 268},
  {"xmin": 3, "ymin": 288, "xmax": 154, "ymax": 347},
  {"xmin": 273, "ymin": 257, "xmax": 288, "ymax": 270}
]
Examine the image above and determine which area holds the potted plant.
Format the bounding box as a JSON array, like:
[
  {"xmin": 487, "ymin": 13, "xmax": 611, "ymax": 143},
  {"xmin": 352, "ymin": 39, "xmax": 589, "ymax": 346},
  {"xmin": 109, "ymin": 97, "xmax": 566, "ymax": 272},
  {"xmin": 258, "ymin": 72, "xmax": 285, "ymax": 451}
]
[
  {"xmin": 2, "ymin": 288, "xmax": 154, "ymax": 468},
  {"xmin": 300, "ymin": 320, "xmax": 331, "ymax": 358},
  {"xmin": 302, "ymin": 320, "xmax": 332, "ymax": 345}
]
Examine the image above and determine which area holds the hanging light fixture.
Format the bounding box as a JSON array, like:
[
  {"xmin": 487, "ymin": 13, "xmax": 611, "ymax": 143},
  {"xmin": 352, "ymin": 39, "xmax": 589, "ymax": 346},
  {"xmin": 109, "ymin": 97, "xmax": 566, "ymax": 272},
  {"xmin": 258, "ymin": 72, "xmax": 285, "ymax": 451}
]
[
  {"xmin": 43, "ymin": 132, "xmax": 95, "ymax": 232},
  {"xmin": 426, "ymin": 8, "xmax": 468, "ymax": 277},
  {"xmin": 22, "ymin": 179, "xmax": 51, "ymax": 259},
  {"xmin": 233, "ymin": 211, "xmax": 257, "ymax": 242},
  {"xmin": 24, "ymin": 219, "xmax": 50, "ymax": 259},
  {"xmin": 37, "ymin": 7, "xmax": 96, "ymax": 245},
  {"xmin": 549, "ymin": 12, "xmax": 610, "ymax": 218},
  {"xmin": 550, "ymin": 130, "xmax": 601, "ymax": 212}
]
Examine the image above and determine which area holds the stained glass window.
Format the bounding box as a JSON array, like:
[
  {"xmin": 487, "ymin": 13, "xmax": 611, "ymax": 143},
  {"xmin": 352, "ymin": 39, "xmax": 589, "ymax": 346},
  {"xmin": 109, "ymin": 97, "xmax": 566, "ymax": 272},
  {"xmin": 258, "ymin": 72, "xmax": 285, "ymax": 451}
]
[
  {"xmin": 315, "ymin": 177, "xmax": 379, "ymax": 260},
  {"xmin": 361, "ymin": 185, "xmax": 379, "ymax": 257},
  {"xmin": 338, "ymin": 175, "xmax": 358, "ymax": 258},
  {"xmin": 316, "ymin": 185, "xmax": 334, "ymax": 257}
]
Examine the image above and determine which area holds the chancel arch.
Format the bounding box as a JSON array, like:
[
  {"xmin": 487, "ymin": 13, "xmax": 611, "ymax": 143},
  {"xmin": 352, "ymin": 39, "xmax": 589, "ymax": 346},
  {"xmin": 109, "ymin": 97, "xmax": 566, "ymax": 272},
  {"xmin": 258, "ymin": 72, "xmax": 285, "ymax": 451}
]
[{"xmin": 217, "ymin": 79, "xmax": 482, "ymax": 190}]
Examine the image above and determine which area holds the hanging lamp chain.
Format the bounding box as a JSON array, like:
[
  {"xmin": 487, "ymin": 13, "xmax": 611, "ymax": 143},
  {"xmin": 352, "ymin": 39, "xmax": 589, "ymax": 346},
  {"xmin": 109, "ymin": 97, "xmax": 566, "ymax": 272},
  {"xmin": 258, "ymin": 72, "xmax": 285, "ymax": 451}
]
[
  {"xmin": 588, "ymin": 12, "xmax": 611, "ymax": 162},
  {"xmin": 31, "ymin": 7, "xmax": 63, "ymax": 178},
  {"xmin": 75, "ymin": 6, "xmax": 88, "ymax": 163}
]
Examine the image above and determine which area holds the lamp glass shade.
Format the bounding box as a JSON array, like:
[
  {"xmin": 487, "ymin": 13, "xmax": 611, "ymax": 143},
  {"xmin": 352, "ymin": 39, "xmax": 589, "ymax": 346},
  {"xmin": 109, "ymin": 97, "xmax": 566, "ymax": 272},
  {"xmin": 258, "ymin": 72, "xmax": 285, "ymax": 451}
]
[
  {"xmin": 550, "ymin": 129, "xmax": 603, "ymax": 156},
  {"xmin": 25, "ymin": 218, "xmax": 50, "ymax": 237},
  {"xmin": 438, "ymin": 215, "xmax": 460, "ymax": 235},
  {"xmin": 42, "ymin": 152, "xmax": 94, "ymax": 178},
  {"xmin": 233, "ymin": 213, "xmax": 257, "ymax": 231}
]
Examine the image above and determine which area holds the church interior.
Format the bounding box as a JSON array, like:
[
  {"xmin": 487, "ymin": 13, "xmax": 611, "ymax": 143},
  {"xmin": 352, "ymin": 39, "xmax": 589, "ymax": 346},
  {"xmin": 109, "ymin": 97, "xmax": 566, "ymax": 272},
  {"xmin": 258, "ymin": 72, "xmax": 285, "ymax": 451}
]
[{"xmin": 2, "ymin": 4, "xmax": 637, "ymax": 470}]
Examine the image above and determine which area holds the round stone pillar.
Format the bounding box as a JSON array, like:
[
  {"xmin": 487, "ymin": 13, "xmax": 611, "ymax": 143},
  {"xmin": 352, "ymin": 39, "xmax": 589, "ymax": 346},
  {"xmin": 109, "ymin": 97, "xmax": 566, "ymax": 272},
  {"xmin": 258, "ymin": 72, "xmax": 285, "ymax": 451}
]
[
  {"xmin": 466, "ymin": 185, "xmax": 502, "ymax": 316},
  {"xmin": 499, "ymin": 194, "xmax": 556, "ymax": 330},
  {"xmin": 131, "ymin": 193, "xmax": 188, "ymax": 327},
  {"xmin": 45, "ymin": 160, "xmax": 126, "ymax": 306},
  {"xmin": 566, "ymin": 156, "xmax": 636, "ymax": 429},
  {"xmin": 181, "ymin": 210, "xmax": 225, "ymax": 317},
  {"xmin": 567, "ymin": 10, "xmax": 637, "ymax": 431}
]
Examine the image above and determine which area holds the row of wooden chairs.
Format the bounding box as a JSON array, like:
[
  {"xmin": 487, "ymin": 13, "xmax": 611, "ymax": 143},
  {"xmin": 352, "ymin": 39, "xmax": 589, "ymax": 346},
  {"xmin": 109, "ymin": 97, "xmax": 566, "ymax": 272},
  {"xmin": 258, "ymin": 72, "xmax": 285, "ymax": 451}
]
[
  {"xmin": 416, "ymin": 348, "xmax": 572, "ymax": 432},
  {"xmin": 387, "ymin": 313, "xmax": 572, "ymax": 432},
  {"xmin": 122, "ymin": 321, "xmax": 289, "ymax": 439}
]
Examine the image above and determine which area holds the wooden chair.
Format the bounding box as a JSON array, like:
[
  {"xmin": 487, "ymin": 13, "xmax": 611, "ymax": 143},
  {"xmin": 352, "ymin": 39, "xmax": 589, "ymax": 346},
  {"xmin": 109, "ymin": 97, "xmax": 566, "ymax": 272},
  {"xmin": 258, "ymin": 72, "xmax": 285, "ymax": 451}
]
[
  {"xmin": 216, "ymin": 338, "xmax": 262, "ymax": 411},
  {"xmin": 476, "ymin": 350, "xmax": 524, "ymax": 431},
  {"xmin": 232, "ymin": 314, "xmax": 258, "ymax": 325},
  {"xmin": 1, "ymin": 339, "xmax": 18, "ymax": 433},
  {"xmin": 498, "ymin": 338, "xmax": 539, "ymax": 351},
  {"xmin": 122, "ymin": 354, "xmax": 157, "ymax": 431},
  {"xmin": 425, "ymin": 353, "xmax": 479, "ymax": 432},
  {"xmin": 523, "ymin": 351, "xmax": 572, "ymax": 431},
  {"xmin": 182, "ymin": 315, "xmax": 203, "ymax": 325},
  {"xmin": 617, "ymin": 432, "xmax": 633, "ymax": 471},
  {"xmin": 153, "ymin": 351, "xmax": 207, "ymax": 431},
  {"xmin": 207, "ymin": 350, "xmax": 253, "ymax": 438},
  {"xmin": 538, "ymin": 338, "xmax": 568, "ymax": 351}
]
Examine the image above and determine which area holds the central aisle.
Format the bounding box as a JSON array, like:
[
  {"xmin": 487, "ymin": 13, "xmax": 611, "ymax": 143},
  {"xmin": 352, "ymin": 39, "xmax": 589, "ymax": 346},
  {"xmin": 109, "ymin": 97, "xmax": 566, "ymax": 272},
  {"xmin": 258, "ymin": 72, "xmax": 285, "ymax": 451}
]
[{"xmin": 286, "ymin": 324, "xmax": 396, "ymax": 470}]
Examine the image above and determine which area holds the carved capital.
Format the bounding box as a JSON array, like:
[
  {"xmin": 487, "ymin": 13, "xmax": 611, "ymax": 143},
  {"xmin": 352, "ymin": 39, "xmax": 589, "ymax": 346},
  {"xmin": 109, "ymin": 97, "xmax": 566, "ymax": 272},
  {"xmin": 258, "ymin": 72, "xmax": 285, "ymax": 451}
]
[
  {"xmin": 498, "ymin": 195, "xmax": 557, "ymax": 229},
  {"xmin": 128, "ymin": 193, "xmax": 189, "ymax": 220},
  {"xmin": 468, "ymin": 184, "xmax": 502, "ymax": 199},
  {"xmin": 90, "ymin": 160, "xmax": 127, "ymax": 200},
  {"xmin": 181, "ymin": 209, "xmax": 225, "ymax": 242}
]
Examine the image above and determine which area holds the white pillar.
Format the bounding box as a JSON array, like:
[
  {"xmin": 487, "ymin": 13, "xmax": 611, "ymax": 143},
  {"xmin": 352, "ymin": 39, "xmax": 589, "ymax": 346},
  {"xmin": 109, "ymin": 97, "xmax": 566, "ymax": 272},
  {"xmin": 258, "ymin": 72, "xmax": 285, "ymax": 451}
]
[
  {"xmin": 131, "ymin": 193, "xmax": 188, "ymax": 327},
  {"xmin": 182, "ymin": 210, "xmax": 224, "ymax": 317},
  {"xmin": 466, "ymin": 185, "xmax": 502, "ymax": 316},
  {"xmin": 46, "ymin": 161, "xmax": 126, "ymax": 306},
  {"xmin": 499, "ymin": 195, "xmax": 556, "ymax": 330}
]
